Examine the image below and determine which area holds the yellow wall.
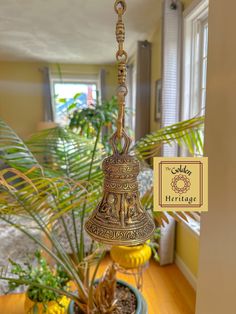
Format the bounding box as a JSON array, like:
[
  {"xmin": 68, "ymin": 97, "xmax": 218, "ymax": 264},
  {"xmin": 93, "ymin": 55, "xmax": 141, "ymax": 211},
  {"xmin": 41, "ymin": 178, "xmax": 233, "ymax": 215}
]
[
  {"xmin": 149, "ymin": 0, "xmax": 199, "ymax": 278},
  {"xmin": 176, "ymin": 223, "xmax": 199, "ymax": 277},
  {"xmin": 0, "ymin": 62, "xmax": 45, "ymax": 139},
  {"xmin": 0, "ymin": 62, "xmax": 117, "ymax": 139}
]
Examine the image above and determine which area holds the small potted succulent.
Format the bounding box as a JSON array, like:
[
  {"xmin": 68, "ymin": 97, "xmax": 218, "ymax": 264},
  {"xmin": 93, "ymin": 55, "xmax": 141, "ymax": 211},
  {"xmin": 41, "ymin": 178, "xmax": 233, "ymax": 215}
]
[{"xmin": 7, "ymin": 251, "xmax": 70, "ymax": 314}]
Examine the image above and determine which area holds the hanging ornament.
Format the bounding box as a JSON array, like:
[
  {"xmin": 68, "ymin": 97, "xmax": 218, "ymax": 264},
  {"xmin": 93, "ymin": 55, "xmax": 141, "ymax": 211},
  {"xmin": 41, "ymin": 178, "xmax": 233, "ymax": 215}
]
[{"xmin": 85, "ymin": 0, "xmax": 155, "ymax": 246}]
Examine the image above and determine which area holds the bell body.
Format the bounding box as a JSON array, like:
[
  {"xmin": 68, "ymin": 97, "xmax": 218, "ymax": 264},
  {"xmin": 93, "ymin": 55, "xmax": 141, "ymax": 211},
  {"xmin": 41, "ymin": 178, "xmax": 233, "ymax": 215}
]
[{"xmin": 85, "ymin": 150, "xmax": 155, "ymax": 246}]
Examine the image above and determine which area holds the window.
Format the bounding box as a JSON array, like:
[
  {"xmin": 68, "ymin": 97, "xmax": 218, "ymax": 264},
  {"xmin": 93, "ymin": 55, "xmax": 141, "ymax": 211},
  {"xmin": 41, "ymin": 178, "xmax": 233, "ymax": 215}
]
[
  {"xmin": 52, "ymin": 79, "xmax": 98, "ymax": 125},
  {"xmin": 181, "ymin": 0, "xmax": 209, "ymax": 235},
  {"xmin": 182, "ymin": 0, "xmax": 209, "ymax": 121}
]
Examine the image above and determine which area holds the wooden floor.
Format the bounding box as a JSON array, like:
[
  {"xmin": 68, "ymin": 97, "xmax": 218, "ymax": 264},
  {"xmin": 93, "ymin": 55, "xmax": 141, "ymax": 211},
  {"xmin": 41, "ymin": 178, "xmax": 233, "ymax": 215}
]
[{"xmin": 0, "ymin": 257, "xmax": 196, "ymax": 314}]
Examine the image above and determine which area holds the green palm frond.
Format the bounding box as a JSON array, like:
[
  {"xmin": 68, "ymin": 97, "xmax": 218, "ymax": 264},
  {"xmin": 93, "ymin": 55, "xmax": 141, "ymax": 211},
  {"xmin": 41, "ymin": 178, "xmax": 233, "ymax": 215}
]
[
  {"xmin": 0, "ymin": 166, "xmax": 105, "ymax": 309},
  {"xmin": 26, "ymin": 126, "xmax": 105, "ymax": 260},
  {"xmin": 26, "ymin": 127, "xmax": 104, "ymax": 182},
  {"xmin": 134, "ymin": 116, "xmax": 205, "ymax": 158},
  {"xmin": 137, "ymin": 117, "xmax": 205, "ymax": 225},
  {"xmin": 0, "ymin": 119, "xmax": 40, "ymax": 171},
  {"xmin": 0, "ymin": 167, "xmax": 87, "ymax": 218}
]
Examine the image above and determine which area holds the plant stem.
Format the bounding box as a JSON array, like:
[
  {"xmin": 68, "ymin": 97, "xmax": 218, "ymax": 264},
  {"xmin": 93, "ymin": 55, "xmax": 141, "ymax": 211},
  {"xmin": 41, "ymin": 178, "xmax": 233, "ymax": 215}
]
[
  {"xmin": 60, "ymin": 130, "xmax": 80, "ymax": 261},
  {"xmin": 79, "ymin": 126, "xmax": 102, "ymax": 261}
]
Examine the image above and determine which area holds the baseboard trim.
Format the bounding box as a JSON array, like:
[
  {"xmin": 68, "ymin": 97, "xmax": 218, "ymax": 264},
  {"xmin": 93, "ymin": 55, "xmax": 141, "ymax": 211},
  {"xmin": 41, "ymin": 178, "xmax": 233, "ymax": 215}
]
[{"xmin": 175, "ymin": 254, "xmax": 197, "ymax": 291}]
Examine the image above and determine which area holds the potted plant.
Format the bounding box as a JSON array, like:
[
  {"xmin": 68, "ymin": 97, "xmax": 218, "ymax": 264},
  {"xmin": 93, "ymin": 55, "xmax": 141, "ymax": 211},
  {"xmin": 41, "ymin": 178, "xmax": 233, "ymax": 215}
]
[
  {"xmin": 7, "ymin": 251, "xmax": 70, "ymax": 314},
  {"xmin": 0, "ymin": 163, "xmax": 148, "ymax": 313},
  {"xmin": 0, "ymin": 119, "xmax": 149, "ymax": 313},
  {"xmin": 0, "ymin": 111, "xmax": 204, "ymax": 313},
  {"xmin": 68, "ymin": 263, "xmax": 147, "ymax": 314}
]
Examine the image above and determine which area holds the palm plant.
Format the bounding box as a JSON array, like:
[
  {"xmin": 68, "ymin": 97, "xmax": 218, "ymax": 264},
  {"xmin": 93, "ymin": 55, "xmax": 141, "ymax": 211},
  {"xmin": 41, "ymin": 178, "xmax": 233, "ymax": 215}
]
[
  {"xmin": 0, "ymin": 109, "xmax": 204, "ymax": 312},
  {"xmin": 0, "ymin": 164, "xmax": 105, "ymax": 312}
]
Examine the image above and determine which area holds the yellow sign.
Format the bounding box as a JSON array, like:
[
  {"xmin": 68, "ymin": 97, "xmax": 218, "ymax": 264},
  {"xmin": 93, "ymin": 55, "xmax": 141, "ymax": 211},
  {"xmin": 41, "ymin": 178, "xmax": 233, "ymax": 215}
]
[{"xmin": 154, "ymin": 157, "xmax": 208, "ymax": 212}]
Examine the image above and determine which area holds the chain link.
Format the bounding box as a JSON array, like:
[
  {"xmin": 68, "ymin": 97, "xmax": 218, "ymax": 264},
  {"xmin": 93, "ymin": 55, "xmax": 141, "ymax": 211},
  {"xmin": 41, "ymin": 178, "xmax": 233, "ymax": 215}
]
[{"xmin": 114, "ymin": 0, "xmax": 128, "ymax": 138}]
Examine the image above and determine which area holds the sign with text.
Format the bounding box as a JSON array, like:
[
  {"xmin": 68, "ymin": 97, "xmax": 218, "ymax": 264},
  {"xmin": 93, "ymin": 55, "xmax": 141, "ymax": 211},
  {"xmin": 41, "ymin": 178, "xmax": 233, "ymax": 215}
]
[{"xmin": 154, "ymin": 157, "xmax": 208, "ymax": 212}]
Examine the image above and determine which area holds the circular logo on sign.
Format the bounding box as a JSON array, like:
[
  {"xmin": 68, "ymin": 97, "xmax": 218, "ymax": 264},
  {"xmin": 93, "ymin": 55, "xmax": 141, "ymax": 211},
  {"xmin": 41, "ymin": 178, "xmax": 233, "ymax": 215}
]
[{"xmin": 171, "ymin": 174, "xmax": 191, "ymax": 194}]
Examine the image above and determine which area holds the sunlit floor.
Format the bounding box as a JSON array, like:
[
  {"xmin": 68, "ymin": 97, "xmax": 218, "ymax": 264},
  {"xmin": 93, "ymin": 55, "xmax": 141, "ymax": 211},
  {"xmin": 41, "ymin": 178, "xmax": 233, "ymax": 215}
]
[{"xmin": 0, "ymin": 256, "xmax": 195, "ymax": 314}]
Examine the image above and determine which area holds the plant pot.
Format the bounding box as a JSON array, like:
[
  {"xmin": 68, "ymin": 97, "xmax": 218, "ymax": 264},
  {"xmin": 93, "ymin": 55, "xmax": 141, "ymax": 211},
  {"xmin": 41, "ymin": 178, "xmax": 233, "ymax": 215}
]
[
  {"xmin": 110, "ymin": 243, "xmax": 152, "ymax": 269},
  {"xmin": 24, "ymin": 294, "xmax": 70, "ymax": 314},
  {"xmin": 67, "ymin": 279, "xmax": 148, "ymax": 314}
]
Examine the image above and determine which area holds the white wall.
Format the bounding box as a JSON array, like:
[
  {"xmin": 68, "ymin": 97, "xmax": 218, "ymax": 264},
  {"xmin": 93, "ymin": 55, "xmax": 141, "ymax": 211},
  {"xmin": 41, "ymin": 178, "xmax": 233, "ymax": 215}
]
[{"xmin": 196, "ymin": 0, "xmax": 236, "ymax": 313}]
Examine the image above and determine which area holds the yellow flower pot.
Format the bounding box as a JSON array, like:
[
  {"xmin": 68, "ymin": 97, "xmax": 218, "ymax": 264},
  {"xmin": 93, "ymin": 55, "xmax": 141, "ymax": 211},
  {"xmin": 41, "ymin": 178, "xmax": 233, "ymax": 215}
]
[
  {"xmin": 24, "ymin": 294, "xmax": 70, "ymax": 314},
  {"xmin": 110, "ymin": 243, "xmax": 152, "ymax": 269}
]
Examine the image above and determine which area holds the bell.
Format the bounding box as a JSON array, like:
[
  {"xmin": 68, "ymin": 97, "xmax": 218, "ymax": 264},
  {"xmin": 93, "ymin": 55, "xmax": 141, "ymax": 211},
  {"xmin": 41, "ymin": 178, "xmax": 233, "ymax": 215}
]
[{"xmin": 85, "ymin": 131, "xmax": 155, "ymax": 246}]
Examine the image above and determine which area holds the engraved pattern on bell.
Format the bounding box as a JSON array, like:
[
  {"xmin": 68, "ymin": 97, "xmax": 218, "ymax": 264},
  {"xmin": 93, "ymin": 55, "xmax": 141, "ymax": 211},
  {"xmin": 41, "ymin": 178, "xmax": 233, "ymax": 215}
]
[{"xmin": 85, "ymin": 147, "xmax": 155, "ymax": 246}]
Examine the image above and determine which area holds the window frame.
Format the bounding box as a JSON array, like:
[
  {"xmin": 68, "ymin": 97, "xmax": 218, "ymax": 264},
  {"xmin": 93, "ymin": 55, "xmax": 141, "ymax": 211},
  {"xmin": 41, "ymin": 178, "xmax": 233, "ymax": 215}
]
[
  {"xmin": 181, "ymin": 0, "xmax": 209, "ymax": 122},
  {"xmin": 180, "ymin": 0, "xmax": 209, "ymax": 235},
  {"xmin": 50, "ymin": 75, "xmax": 99, "ymax": 125}
]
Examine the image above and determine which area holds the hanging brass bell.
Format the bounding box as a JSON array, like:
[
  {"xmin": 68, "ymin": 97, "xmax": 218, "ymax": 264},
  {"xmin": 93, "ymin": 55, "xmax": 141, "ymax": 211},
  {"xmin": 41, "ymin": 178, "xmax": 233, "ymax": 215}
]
[{"xmin": 85, "ymin": 131, "xmax": 155, "ymax": 246}]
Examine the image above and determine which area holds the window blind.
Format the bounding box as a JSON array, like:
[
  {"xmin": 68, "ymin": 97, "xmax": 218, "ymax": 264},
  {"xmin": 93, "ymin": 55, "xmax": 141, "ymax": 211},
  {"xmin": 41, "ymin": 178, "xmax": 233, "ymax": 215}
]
[
  {"xmin": 161, "ymin": 0, "xmax": 182, "ymax": 156},
  {"xmin": 159, "ymin": 0, "xmax": 183, "ymax": 266}
]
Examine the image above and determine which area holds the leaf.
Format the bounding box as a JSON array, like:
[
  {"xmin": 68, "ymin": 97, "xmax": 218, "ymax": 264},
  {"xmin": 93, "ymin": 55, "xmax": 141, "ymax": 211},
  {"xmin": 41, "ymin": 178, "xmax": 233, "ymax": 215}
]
[
  {"xmin": 58, "ymin": 98, "xmax": 67, "ymax": 103},
  {"xmin": 67, "ymin": 103, "xmax": 77, "ymax": 111},
  {"xmin": 0, "ymin": 119, "xmax": 40, "ymax": 171},
  {"xmin": 134, "ymin": 116, "xmax": 205, "ymax": 158},
  {"xmin": 73, "ymin": 93, "xmax": 82, "ymax": 100}
]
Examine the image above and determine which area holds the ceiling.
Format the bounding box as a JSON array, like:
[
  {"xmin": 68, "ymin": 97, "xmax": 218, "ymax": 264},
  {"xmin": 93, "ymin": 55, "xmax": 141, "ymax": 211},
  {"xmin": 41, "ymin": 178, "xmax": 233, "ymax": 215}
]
[{"xmin": 0, "ymin": 0, "xmax": 161, "ymax": 64}]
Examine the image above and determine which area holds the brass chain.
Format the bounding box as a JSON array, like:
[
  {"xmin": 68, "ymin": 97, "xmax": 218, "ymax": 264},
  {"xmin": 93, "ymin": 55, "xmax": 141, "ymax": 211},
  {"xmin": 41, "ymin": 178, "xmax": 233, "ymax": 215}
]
[{"xmin": 114, "ymin": 0, "xmax": 128, "ymax": 138}]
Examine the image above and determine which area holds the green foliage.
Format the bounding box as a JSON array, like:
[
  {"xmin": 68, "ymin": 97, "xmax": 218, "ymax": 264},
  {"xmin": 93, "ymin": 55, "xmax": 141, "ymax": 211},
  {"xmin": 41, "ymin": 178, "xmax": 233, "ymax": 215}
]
[
  {"xmin": 68, "ymin": 97, "xmax": 118, "ymax": 134},
  {"xmin": 8, "ymin": 251, "xmax": 69, "ymax": 303},
  {"xmin": 134, "ymin": 116, "xmax": 205, "ymax": 159},
  {"xmin": 68, "ymin": 96, "xmax": 119, "ymax": 152},
  {"xmin": 26, "ymin": 126, "xmax": 104, "ymax": 182},
  {"xmin": 0, "ymin": 165, "xmax": 104, "ymax": 311},
  {"xmin": 0, "ymin": 119, "xmax": 40, "ymax": 171},
  {"xmin": 0, "ymin": 111, "xmax": 205, "ymax": 312},
  {"xmin": 26, "ymin": 126, "xmax": 105, "ymax": 261},
  {"xmin": 0, "ymin": 119, "xmax": 105, "ymax": 312}
]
